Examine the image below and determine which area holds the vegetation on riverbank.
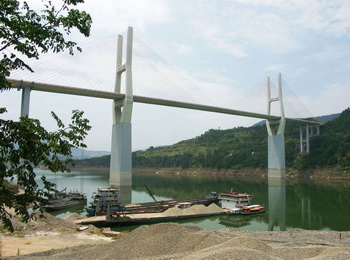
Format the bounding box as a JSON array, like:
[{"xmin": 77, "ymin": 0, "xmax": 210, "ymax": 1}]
[{"xmin": 73, "ymin": 108, "xmax": 350, "ymax": 177}]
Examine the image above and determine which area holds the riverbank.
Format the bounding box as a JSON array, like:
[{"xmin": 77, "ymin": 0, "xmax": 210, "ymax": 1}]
[
  {"xmin": 69, "ymin": 166, "xmax": 350, "ymax": 180},
  {"xmin": 134, "ymin": 167, "xmax": 350, "ymax": 179},
  {"xmin": 2, "ymin": 213, "xmax": 350, "ymax": 259}
]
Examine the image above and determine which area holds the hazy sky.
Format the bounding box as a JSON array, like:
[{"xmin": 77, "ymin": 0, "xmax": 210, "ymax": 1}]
[{"xmin": 2, "ymin": 0, "xmax": 350, "ymax": 151}]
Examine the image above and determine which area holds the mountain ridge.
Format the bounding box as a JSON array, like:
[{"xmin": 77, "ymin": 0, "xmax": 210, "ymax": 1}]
[{"xmin": 73, "ymin": 109, "xmax": 349, "ymax": 175}]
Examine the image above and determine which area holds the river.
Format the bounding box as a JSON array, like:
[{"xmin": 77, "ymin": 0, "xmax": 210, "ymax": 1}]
[{"xmin": 35, "ymin": 169, "xmax": 350, "ymax": 232}]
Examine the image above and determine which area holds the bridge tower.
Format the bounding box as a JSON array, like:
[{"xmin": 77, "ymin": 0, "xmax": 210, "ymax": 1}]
[
  {"xmin": 109, "ymin": 27, "xmax": 134, "ymax": 187},
  {"xmin": 266, "ymin": 73, "xmax": 286, "ymax": 178}
]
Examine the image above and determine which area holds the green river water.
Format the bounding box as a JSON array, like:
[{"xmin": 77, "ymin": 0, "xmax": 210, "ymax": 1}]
[{"xmin": 35, "ymin": 169, "xmax": 350, "ymax": 232}]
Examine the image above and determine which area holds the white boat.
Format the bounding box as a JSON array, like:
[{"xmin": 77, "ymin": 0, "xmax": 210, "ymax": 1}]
[
  {"xmin": 85, "ymin": 187, "xmax": 121, "ymax": 216},
  {"xmin": 218, "ymin": 191, "xmax": 264, "ymax": 215}
]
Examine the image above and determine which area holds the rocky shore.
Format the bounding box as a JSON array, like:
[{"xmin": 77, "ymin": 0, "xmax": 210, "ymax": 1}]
[{"xmin": 1, "ymin": 213, "xmax": 350, "ymax": 259}]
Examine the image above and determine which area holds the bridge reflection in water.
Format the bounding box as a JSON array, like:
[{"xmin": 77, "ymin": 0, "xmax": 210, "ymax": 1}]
[{"xmin": 268, "ymin": 173, "xmax": 286, "ymax": 231}]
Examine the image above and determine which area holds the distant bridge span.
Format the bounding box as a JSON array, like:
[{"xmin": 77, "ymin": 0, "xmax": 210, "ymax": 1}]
[{"xmin": 9, "ymin": 79, "xmax": 320, "ymax": 125}]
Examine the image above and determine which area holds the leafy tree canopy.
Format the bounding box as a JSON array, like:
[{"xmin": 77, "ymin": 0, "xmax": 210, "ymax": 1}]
[
  {"xmin": 0, "ymin": 109, "xmax": 91, "ymax": 231},
  {"xmin": 0, "ymin": 0, "xmax": 92, "ymax": 90},
  {"xmin": 0, "ymin": 0, "xmax": 92, "ymax": 231}
]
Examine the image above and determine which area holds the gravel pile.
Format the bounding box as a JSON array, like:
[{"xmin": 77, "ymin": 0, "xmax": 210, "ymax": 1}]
[{"xmin": 6, "ymin": 223, "xmax": 350, "ymax": 259}]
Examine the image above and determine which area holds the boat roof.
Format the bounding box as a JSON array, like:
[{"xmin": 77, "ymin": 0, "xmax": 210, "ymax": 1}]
[
  {"xmin": 219, "ymin": 192, "xmax": 251, "ymax": 197},
  {"xmin": 98, "ymin": 188, "xmax": 119, "ymax": 192}
]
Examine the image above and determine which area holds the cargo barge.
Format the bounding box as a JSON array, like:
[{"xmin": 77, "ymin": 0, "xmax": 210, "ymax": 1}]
[
  {"xmin": 85, "ymin": 187, "xmax": 219, "ymax": 216},
  {"xmin": 75, "ymin": 190, "xmax": 264, "ymax": 226}
]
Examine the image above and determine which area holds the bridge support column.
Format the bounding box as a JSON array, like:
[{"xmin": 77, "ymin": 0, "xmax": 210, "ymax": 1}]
[
  {"xmin": 109, "ymin": 123, "xmax": 132, "ymax": 186},
  {"xmin": 266, "ymin": 73, "xmax": 286, "ymax": 178},
  {"xmin": 299, "ymin": 124, "xmax": 311, "ymax": 154},
  {"xmin": 109, "ymin": 27, "xmax": 133, "ymax": 190},
  {"xmin": 20, "ymin": 83, "xmax": 32, "ymax": 117},
  {"xmin": 268, "ymin": 135, "xmax": 286, "ymax": 177}
]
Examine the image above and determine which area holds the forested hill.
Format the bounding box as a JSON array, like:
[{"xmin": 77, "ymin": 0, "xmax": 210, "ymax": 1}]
[{"xmin": 74, "ymin": 109, "xmax": 349, "ymax": 172}]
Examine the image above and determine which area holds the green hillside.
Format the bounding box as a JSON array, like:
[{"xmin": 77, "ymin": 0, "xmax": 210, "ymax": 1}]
[{"xmin": 74, "ymin": 108, "xmax": 350, "ymax": 174}]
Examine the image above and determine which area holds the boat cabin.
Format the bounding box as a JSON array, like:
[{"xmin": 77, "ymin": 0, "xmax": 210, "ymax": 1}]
[
  {"xmin": 218, "ymin": 192, "xmax": 252, "ymax": 212},
  {"xmin": 85, "ymin": 187, "xmax": 120, "ymax": 216}
]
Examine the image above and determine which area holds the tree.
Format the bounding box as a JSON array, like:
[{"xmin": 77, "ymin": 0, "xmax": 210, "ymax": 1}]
[
  {"xmin": 0, "ymin": 0, "xmax": 92, "ymax": 231},
  {"xmin": 0, "ymin": 0, "xmax": 92, "ymax": 90},
  {"xmin": 0, "ymin": 109, "xmax": 91, "ymax": 231}
]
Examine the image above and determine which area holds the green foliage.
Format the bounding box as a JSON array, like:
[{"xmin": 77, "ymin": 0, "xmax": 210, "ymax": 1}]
[
  {"xmin": 0, "ymin": 109, "xmax": 91, "ymax": 232},
  {"xmin": 0, "ymin": 0, "xmax": 92, "ymax": 232},
  {"xmin": 0, "ymin": 0, "xmax": 92, "ymax": 90},
  {"xmin": 131, "ymin": 125, "xmax": 269, "ymax": 169},
  {"xmin": 74, "ymin": 109, "xmax": 349, "ymax": 172},
  {"xmin": 131, "ymin": 109, "xmax": 350, "ymax": 171},
  {"xmin": 298, "ymin": 108, "xmax": 350, "ymax": 169}
]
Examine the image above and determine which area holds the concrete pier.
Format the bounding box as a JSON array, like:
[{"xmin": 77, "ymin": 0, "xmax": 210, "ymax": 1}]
[
  {"xmin": 20, "ymin": 85, "xmax": 32, "ymax": 117},
  {"xmin": 109, "ymin": 123, "xmax": 132, "ymax": 187},
  {"xmin": 267, "ymin": 135, "xmax": 286, "ymax": 178}
]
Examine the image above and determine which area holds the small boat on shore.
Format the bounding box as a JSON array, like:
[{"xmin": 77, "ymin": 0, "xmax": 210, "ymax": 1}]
[{"xmin": 43, "ymin": 189, "xmax": 87, "ymax": 212}]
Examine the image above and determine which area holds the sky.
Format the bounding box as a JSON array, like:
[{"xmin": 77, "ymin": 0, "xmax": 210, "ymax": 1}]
[{"xmin": 1, "ymin": 0, "xmax": 350, "ymax": 152}]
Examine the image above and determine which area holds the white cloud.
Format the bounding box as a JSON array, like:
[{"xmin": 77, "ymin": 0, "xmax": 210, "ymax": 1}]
[
  {"xmin": 84, "ymin": 0, "xmax": 171, "ymax": 34},
  {"xmin": 174, "ymin": 43, "xmax": 194, "ymax": 55},
  {"xmin": 299, "ymin": 83, "xmax": 350, "ymax": 115},
  {"xmin": 265, "ymin": 64, "xmax": 284, "ymax": 72},
  {"xmin": 231, "ymin": 0, "xmax": 350, "ymax": 36},
  {"xmin": 173, "ymin": 0, "xmax": 350, "ymax": 60}
]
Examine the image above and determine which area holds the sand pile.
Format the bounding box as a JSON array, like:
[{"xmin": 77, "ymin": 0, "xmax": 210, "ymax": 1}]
[
  {"xmin": 63, "ymin": 213, "xmax": 86, "ymax": 222},
  {"xmin": 206, "ymin": 202, "xmax": 225, "ymax": 213},
  {"xmin": 162, "ymin": 206, "xmax": 184, "ymax": 216},
  {"xmin": 163, "ymin": 203, "xmax": 224, "ymax": 217},
  {"xmin": 7, "ymin": 223, "xmax": 350, "ymax": 260}
]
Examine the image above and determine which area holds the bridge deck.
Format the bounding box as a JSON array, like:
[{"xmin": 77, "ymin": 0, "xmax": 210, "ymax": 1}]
[{"xmin": 9, "ymin": 79, "xmax": 321, "ymax": 125}]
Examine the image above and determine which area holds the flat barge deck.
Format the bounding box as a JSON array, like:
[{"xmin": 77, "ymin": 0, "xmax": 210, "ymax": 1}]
[{"xmin": 76, "ymin": 203, "xmax": 226, "ymax": 226}]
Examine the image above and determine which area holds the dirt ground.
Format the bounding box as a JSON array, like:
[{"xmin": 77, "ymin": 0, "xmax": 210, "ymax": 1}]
[
  {"xmin": 0, "ymin": 212, "xmax": 113, "ymax": 258},
  {"xmin": 1, "ymin": 213, "xmax": 350, "ymax": 259},
  {"xmin": 1, "ymin": 231, "xmax": 112, "ymax": 257}
]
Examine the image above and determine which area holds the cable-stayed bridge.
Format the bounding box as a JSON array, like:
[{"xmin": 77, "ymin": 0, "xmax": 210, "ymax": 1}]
[{"xmin": 7, "ymin": 27, "xmax": 321, "ymax": 186}]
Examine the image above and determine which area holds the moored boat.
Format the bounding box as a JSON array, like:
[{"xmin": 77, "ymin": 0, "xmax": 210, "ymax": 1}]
[
  {"xmin": 218, "ymin": 191, "xmax": 264, "ymax": 215},
  {"xmin": 85, "ymin": 188, "xmax": 219, "ymax": 216},
  {"xmin": 76, "ymin": 190, "xmax": 264, "ymax": 226},
  {"xmin": 43, "ymin": 189, "xmax": 87, "ymax": 211},
  {"xmin": 85, "ymin": 187, "xmax": 121, "ymax": 216},
  {"xmin": 241, "ymin": 204, "xmax": 265, "ymax": 214}
]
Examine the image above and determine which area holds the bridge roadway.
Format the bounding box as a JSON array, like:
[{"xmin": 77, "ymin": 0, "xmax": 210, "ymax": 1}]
[{"xmin": 9, "ymin": 79, "xmax": 320, "ymax": 125}]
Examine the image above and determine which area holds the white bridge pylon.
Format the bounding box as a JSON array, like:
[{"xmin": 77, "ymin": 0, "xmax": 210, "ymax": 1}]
[
  {"xmin": 109, "ymin": 27, "xmax": 134, "ymax": 187},
  {"xmin": 266, "ymin": 74, "xmax": 287, "ymax": 178}
]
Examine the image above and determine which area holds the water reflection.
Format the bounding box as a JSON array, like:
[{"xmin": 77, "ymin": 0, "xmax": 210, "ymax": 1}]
[
  {"xmin": 34, "ymin": 169, "xmax": 350, "ymax": 231},
  {"xmin": 268, "ymin": 176, "xmax": 286, "ymax": 231},
  {"xmin": 118, "ymin": 185, "xmax": 132, "ymax": 205}
]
